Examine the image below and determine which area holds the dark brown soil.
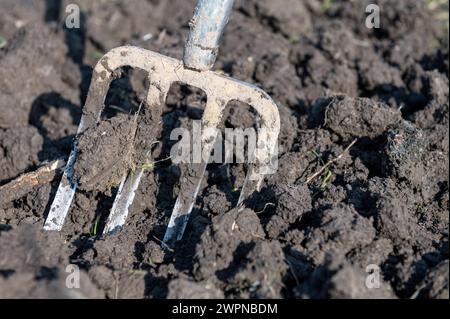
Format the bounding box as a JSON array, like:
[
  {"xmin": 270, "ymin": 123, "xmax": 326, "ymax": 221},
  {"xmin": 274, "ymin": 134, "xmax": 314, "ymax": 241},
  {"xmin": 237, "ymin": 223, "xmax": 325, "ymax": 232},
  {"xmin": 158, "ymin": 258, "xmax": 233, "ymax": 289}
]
[
  {"xmin": 73, "ymin": 113, "xmax": 137, "ymax": 193},
  {"xmin": 0, "ymin": 0, "xmax": 448, "ymax": 299}
]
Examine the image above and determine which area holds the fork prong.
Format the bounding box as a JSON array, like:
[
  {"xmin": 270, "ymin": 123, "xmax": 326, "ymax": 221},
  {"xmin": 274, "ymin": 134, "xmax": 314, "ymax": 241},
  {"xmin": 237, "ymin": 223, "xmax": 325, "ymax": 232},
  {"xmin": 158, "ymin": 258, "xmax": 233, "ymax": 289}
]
[
  {"xmin": 103, "ymin": 168, "xmax": 144, "ymax": 235},
  {"xmin": 163, "ymin": 162, "xmax": 209, "ymax": 246},
  {"xmin": 43, "ymin": 53, "xmax": 116, "ymax": 231},
  {"xmin": 236, "ymin": 166, "xmax": 264, "ymax": 210},
  {"xmin": 163, "ymin": 98, "xmax": 225, "ymax": 247},
  {"xmin": 43, "ymin": 149, "xmax": 78, "ymax": 231},
  {"xmin": 103, "ymin": 82, "xmax": 167, "ymax": 235}
]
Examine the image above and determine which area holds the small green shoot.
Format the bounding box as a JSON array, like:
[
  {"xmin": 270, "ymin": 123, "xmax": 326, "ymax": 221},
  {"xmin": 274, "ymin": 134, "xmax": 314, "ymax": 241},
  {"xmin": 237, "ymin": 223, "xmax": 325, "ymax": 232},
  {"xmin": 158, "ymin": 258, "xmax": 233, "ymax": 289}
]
[
  {"xmin": 310, "ymin": 149, "xmax": 332, "ymax": 197},
  {"xmin": 123, "ymin": 156, "xmax": 171, "ymax": 193},
  {"xmin": 289, "ymin": 36, "xmax": 300, "ymax": 44},
  {"xmin": 321, "ymin": 0, "xmax": 333, "ymax": 12},
  {"xmin": 0, "ymin": 36, "xmax": 7, "ymax": 49},
  {"xmin": 427, "ymin": 0, "xmax": 448, "ymax": 11},
  {"xmin": 92, "ymin": 215, "xmax": 101, "ymax": 236},
  {"xmin": 312, "ymin": 149, "xmax": 325, "ymax": 166},
  {"xmin": 92, "ymin": 50, "xmax": 105, "ymax": 61},
  {"xmin": 224, "ymin": 164, "xmax": 239, "ymax": 193},
  {"xmin": 319, "ymin": 169, "xmax": 333, "ymax": 189},
  {"xmin": 415, "ymin": 203, "xmax": 428, "ymax": 214},
  {"xmin": 307, "ymin": 139, "xmax": 357, "ymax": 198},
  {"xmin": 115, "ymin": 268, "xmax": 148, "ymax": 276},
  {"xmin": 427, "ymin": 0, "xmax": 449, "ymax": 36}
]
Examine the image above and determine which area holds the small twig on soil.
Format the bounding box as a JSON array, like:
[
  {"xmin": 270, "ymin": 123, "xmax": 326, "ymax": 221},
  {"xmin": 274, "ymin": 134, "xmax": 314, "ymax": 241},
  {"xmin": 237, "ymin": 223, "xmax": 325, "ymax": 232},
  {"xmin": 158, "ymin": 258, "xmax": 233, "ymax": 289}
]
[
  {"xmin": 305, "ymin": 139, "xmax": 357, "ymax": 185},
  {"xmin": 0, "ymin": 159, "xmax": 66, "ymax": 205},
  {"xmin": 153, "ymin": 235, "xmax": 174, "ymax": 253},
  {"xmin": 133, "ymin": 100, "xmax": 144, "ymax": 124},
  {"xmin": 255, "ymin": 202, "xmax": 276, "ymax": 214}
]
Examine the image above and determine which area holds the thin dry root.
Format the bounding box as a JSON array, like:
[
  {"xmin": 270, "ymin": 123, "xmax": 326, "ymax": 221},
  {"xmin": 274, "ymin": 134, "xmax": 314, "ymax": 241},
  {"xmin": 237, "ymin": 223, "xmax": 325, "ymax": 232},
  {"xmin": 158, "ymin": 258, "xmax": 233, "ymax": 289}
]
[{"xmin": 0, "ymin": 159, "xmax": 66, "ymax": 206}]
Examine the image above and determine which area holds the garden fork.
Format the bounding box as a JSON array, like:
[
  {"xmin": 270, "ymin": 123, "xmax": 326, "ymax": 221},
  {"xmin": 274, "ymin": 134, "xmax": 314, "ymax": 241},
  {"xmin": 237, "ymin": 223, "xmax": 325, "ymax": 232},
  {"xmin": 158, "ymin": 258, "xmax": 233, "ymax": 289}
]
[{"xmin": 43, "ymin": 0, "xmax": 280, "ymax": 248}]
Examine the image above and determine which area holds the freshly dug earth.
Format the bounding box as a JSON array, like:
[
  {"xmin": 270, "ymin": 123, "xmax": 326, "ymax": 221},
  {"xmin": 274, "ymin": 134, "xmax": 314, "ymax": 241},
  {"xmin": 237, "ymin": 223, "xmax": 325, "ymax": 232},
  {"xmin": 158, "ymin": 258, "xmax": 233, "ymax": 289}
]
[
  {"xmin": 0, "ymin": 0, "xmax": 448, "ymax": 299},
  {"xmin": 73, "ymin": 113, "xmax": 137, "ymax": 193}
]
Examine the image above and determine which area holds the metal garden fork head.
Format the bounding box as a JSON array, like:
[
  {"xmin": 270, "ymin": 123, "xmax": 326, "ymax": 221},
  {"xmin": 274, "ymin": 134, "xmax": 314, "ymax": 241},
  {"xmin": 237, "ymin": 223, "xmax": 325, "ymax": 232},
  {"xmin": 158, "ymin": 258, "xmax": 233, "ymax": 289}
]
[{"xmin": 43, "ymin": 0, "xmax": 280, "ymax": 248}]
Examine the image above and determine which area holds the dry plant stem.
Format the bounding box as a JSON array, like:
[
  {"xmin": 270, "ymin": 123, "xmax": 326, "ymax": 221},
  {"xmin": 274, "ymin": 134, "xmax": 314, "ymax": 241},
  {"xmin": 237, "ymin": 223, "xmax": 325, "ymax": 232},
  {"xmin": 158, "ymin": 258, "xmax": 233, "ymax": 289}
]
[
  {"xmin": 305, "ymin": 139, "xmax": 358, "ymax": 185},
  {"xmin": 152, "ymin": 235, "xmax": 174, "ymax": 253},
  {"xmin": 0, "ymin": 159, "xmax": 66, "ymax": 205},
  {"xmin": 255, "ymin": 202, "xmax": 276, "ymax": 214},
  {"xmin": 141, "ymin": 156, "xmax": 172, "ymax": 170}
]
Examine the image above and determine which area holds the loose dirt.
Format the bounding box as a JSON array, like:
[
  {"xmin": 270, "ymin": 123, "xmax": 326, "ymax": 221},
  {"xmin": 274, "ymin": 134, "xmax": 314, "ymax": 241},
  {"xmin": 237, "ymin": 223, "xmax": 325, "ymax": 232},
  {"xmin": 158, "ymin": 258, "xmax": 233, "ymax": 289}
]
[{"xmin": 0, "ymin": 0, "xmax": 448, "ymax": 299}]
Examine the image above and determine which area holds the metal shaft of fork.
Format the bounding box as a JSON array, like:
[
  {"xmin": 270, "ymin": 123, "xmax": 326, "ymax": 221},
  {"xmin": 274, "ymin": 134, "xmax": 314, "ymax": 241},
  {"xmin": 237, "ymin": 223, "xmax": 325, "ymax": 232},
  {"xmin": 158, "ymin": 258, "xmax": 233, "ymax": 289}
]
[{"xmin": 183, "ymin": 0, "xmax": 234, "ymax": 71}]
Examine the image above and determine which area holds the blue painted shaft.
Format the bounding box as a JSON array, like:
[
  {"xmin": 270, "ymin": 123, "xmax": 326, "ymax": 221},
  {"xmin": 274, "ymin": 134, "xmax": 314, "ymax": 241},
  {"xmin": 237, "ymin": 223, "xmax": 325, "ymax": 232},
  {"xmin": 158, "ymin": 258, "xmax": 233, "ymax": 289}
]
[{"xmin": 183, "ymin": 0, "xmax": 234, "ymax": 71}]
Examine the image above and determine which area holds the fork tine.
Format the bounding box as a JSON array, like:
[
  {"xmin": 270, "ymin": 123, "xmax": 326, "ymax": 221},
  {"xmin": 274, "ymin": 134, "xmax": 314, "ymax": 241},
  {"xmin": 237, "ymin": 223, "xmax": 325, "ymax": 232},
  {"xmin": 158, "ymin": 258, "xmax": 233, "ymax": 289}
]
[
  {"xmin": 163, "ymin": 162, "xmax": 208, "ymax": 245},
  {"xmin": 43, "ymin": 149, "xmax": 78, "ymax": 230},
  {"xmin": 103, "ymin": 168, "xmax": 144, "ymax": 235},
  {"xmin": 163, "ymin": 98, "xmax": 225, "ymax": 247},
  {"xmin": 237, "ymin": 130, "xmax": 278, "ymax": 210},
  {"xmin": 43, "ymin": 60, "xmax": 114, "ymax": 230},
  {"xmin": 236, "ymin": 167, "xmax": 263, "ymax": 210},
  {"xmin": 103, "ymin": 81, "xmax": 167, "ymax": 235}
]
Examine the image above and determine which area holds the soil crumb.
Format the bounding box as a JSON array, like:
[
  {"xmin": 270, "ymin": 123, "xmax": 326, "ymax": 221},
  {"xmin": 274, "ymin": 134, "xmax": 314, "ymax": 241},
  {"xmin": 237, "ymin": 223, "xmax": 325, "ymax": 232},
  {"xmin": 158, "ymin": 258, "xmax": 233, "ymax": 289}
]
[
  {"xmin": 0, "ymin": 126, "xmax": 43, "ymax": 182},
  {"xmin": 298, "ymin": 254, "xmax": 396, "ymax": 299},
  {"xmin": 324, "ymin": 95, "xmax": 402, "ymax": 138},
  {"xmin": 73, "ymin": 113, "xmax": 136, "ymax": 192}
]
